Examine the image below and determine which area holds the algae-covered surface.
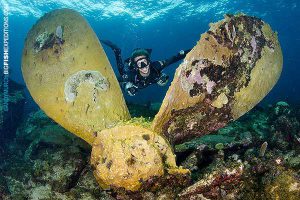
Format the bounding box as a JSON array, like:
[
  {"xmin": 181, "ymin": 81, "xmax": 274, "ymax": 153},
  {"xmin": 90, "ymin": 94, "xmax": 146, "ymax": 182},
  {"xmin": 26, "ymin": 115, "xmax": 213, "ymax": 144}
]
[
  {"xmin": 1, "ymin": 2, "xmax": 299, "ymax": 199},
  {"xmin": 152, "ymin": 14, "xmax": 282, "ymax": 145}
]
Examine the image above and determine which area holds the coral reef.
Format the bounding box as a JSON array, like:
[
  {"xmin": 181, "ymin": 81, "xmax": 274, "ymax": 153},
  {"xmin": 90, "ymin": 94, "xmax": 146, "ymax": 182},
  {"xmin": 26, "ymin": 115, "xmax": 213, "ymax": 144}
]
[
  {"xmin": 2, "ymin": 102, "xmax": 300, "ymax": 199},
  {"xmin": 22, "ymin": 9, "xmax": 130, "ymax": 145},
  {"xmin": 266, "ymin": 101, "xmax": 300, "ymax": 154},
  {"xmin": 152, "ymin": 14, "xmax": 283, "ymax": 145},
  {"xmin": 174, "ymin": 103, "xmax": 300, "ymax": 199},
  {"xmin": 0, "ymin": 110, "xmax": 113, "ymax": 199}
]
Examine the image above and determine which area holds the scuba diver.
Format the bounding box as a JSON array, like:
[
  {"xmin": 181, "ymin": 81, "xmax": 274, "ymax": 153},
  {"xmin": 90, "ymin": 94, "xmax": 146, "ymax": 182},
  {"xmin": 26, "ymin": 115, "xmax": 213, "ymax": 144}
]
[{"xmin": 101, "ymin": 40, "xmax": 191, "ymax": 96}]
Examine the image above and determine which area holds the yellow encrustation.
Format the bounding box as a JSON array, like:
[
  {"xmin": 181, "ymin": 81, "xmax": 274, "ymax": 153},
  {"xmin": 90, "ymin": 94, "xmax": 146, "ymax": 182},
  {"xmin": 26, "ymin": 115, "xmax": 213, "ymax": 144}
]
[
  {"xmin": 22, "ymin": 9, "xmax": 130, "ymax": 145},
  {"xmin": 90, "ymin": 124, "xmax": 187, "ymax": 191}
]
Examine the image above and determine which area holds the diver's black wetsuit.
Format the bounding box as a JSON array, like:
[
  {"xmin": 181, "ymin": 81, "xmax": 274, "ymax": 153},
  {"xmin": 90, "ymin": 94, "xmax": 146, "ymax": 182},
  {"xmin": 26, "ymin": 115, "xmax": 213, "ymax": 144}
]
[
  {"xmin": 114, "ymin": 49, "xmax": 190, "ymax": 89},
  {"xmin": 101, "ymin": 40, "xmax": 191, "ymax": 95},
  {"xmin": 116, "ymin": 50, "xmax": 190, "ymax": 89}
]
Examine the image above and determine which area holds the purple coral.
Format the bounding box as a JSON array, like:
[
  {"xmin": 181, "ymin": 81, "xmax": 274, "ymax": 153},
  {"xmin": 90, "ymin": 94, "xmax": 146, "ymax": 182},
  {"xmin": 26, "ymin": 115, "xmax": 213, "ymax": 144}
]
[
  {"xmin": 194, "ymin": 71, "xmax": 203, "ymax": 85},
  {"xmin": 225, "ymin": 22, "xmax": 236, "ymax": 46},
  {"xmin": 186, "ymin": 66, "xmax": 203, "ymax": 85},
  {"xmin": 250, "ymin": 36, "xmax": 257, "ymax": 59},
  {"xmin": 206, "ymin": 81, "xmax": 216, "ymax": 94}
]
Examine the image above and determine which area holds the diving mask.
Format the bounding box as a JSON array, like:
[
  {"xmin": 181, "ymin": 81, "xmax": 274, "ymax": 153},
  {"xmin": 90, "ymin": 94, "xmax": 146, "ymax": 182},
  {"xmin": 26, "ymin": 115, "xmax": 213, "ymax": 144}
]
[{"xmin": 135, "ymin": 57, "xmax": 150, "ymax": 69}]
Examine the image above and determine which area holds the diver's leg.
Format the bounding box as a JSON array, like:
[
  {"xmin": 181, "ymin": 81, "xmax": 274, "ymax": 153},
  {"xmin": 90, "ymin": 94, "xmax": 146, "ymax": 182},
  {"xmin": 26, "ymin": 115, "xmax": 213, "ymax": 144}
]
[
  {"xmin": 113, "ymin": 49, "xmax": 125, "ymax": 76},
  {"xmin": 101, "ymin": 40, "xmax": 124, "ymax": 76},
  {"xmin": 100, "ymin": 40, "xmax": 119, "ymax": 50}
]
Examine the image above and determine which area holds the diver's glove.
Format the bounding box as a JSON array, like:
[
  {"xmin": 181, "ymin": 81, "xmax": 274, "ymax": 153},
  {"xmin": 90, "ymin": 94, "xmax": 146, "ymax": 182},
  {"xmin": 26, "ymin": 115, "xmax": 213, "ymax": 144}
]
[
  {"xmin": 179, "ymin": 49, "xmax": 192, "ymax": 56},
  {"xmin": 157, "ymin": 73, "xmax": 169, "ymax": 86},
  {"xmin": 125, "ymin": 82, "xmax": 138, "ymax": 96}
]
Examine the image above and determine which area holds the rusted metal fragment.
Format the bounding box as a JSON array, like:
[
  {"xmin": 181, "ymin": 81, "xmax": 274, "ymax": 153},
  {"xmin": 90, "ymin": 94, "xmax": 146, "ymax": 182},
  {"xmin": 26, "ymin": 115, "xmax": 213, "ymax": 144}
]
[{"xmin": 178, "ymin": 163, "xmax": 244, "ymax": 199}]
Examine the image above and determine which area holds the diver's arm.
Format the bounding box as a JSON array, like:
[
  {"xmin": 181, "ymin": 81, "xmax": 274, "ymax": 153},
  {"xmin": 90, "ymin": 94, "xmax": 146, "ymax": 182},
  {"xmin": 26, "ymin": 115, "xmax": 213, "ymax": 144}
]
[
  {"xmin": 159, "ymin": 49, "xmax": 192, "ymax": 70},
  {"xmin": 101, "ymin": 40, "xmax": 124, "ymax": 76}
]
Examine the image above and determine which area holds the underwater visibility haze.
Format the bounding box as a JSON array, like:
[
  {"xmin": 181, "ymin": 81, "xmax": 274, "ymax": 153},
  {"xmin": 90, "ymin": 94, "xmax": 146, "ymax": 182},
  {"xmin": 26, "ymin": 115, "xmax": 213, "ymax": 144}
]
[{"xmin": 0, "ymin": 0, "xmax": 300, "ymax": 199}]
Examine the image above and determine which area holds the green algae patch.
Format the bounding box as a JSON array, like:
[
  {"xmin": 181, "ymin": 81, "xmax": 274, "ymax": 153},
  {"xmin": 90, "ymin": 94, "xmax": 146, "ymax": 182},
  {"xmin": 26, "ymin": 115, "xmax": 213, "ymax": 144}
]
[
  {"xmin": 265, "ymin": 170, "xmax": 300, "ymax": 199},
  {"xmin": 117, "ymin": 117, "xmax": 153, "ymax": 129}
]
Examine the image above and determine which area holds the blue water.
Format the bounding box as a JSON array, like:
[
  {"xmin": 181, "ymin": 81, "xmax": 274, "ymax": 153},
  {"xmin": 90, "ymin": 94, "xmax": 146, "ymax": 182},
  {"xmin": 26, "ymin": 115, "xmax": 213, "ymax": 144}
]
[{"xmin": 1, "ymin": 0, "xmax": 299, "ymax": 106}]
